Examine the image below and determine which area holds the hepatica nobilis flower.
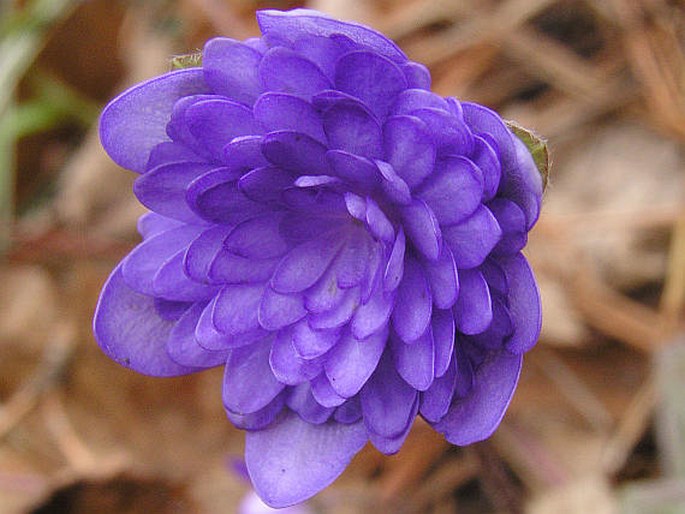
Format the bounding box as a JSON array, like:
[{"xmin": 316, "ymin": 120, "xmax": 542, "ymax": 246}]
[{"xmin": 94, "ymin": 8, "xmax": 544, "ymax": 508}]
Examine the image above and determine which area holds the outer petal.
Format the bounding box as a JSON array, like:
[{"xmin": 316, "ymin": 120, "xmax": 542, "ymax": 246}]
[
  {"xmin": 100, "ymin": 69, "xmax": 209, "ymax": 173},
  {"xmin": 499, "ymin": 253, "xmax": 542, "ymax": 353},
  {"xmin": 432, "ymin": 350, "xmax": 522, "ymax": 445},
  {"xmin": 256, "ymin": 9, "xmax": 407, "ymax": 63},
  {"xmin": 245, "ymin": 411, "xmax": 367, "ymax": 508},
  {"xmin": 203, "ymin": 38, "xmax": 263, "ymax": 105},
  {"xmin": 93, "ymin": 263, "xmax": 197, "ymax": 376}
]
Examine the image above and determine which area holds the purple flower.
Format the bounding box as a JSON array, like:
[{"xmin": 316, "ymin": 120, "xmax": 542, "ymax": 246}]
[{"xmin": 94, "ymin": 8, "xmax": 543, "ymax": 508}]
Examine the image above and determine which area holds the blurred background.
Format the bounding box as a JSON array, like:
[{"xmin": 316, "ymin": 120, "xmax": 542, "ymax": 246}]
[{"xmin": 0, "ymin": 0, "xmax": 684, "ymax": 512}]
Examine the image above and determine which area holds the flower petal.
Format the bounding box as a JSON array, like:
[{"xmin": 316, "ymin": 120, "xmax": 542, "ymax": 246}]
[
  {"xmin": 203, "ymin": 38, "xmax": 264, "ymax": 105},
  {"xmin": 360, "ymin": 351, "xmax": 418, "ymax": 437},
  {"xmin": 420, "ymin": 358, "xmax": 457, "ymax": 423},
  {"xmin": 422, "ymin": 245, "xmax": 459, "ymax": 309},
  {"xmin": 133, "ymin": 161, "xmax": 214, "ymax": 222},
  {"xmin": 401, "ymin": 198, "xmax": 441, "ymax": 261},
  {"xmin": 269, "ymin": 329, "xmax": 323, "ymax": 385},
  {"xmin": 324, "ymin": 327, "xmax": 387, "ymax": 398},
  {"xmin": 323, "ymin": 101, "xmax": 383, "ymax": 159},
  {"xmin": 335, "ymin": 51, "xmax": 407, "ymax": 119},
  {"xmin": 499, "ymin": 253, "xmax": 541, "ymax": 353},
  {"xmin": 223, "ymin": 338, "xmax": 285, "ymax": 414},
  {"xmin": 257, "ymin": 9, "xmax": 407, "ymax": 62},
  {"xmin": 416, "ymin": 156, "xmax": 483, "ymax": 225},
  {"xmin": 391, "ymin": 256, "xmax": 432, "ymax": 342},
  {"xmin": 310, "ymin": 373, "xmax": 346, "ymax": 408},
  {"xmin": 453, "ymin": 269, "xmax": 493, "ymax": 335},
  {"xmin": 225, "ymin": 213, "xmax": 288, "ymax": 259},
  {"xmin": 262, "ymin": 131, "xmax": 330, "ymax": 175},
  {"xmin": 100, "ymin": 69, "xmax": 209, "ymax": 173},
  {"xmin": 432, "ymin": 350, "xmax": 522, "ymax": 445},
  {"xmin": 383, "ymin": 228, "xmax": 405, "ymax": 292},
  {"xmin": 271, "ymin": 235, "xmax": 344, "ymax": 294},
  {"xmin": 432, "ymin": 308, "xmax": 456, "ymax": 377},
  {"xmin": 443, "ymin": 205, "xmax": 502, "ymax": 269},
  {"xmin": 259, "ymin": 47, "xmax": 331, "ymax": 99},
  {"xmin": 286, "ymin": 383, "xmax": 335, "ymax": 424},
  {"xmin": 254, "ymin": 93, "xmax": 326, "ymax": 143},
  {"xmin": 383, "ymin": 115, "xmax": 435, "ymax": 189},
  {"xmin": 326, "ymin": 151, "xmax": 382, "ymax": 191},
  {"xmin": 258, "ymin": 287, "xmax": 307, "ymax": 330},
  {"xmin": 291, "ymin": 320, "xmax": 340, "ymax": 359},
  {"xmin": 391, "ymin": 329, "xmax": 434, "ymax": 391},
  {"xmin": 245, "ymin": 410, "xmax": 367, "ymax": 508},
  {"xmin": 167, "ymin": 302, "xmax": 230, "ymax": 368},
  {"xmin": 93, "ymin": 263, "xmax": 197, "ymax": 376}
]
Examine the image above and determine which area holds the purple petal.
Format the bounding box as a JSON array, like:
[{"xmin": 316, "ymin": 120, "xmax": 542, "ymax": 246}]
[
  {"xmin": 335, "ymin": 234, "xmax": 370, "ymax": 288},
  {"xmin": 238, "ymin": 166, "xmax": 294, "ymax": 204},
  {"xmin": 350, "ymin": 283, "xmax": 393, "ymax": 340},
  {"xmin": 471, "ymin": 135, "xmax": 501, "ymax": 201},
  {"xmin": 304, "ymin": 267, "xmax": 348, "ymax": 314},
  {"xmin": 453, "ymin": 269, "xmax": 493, "ymax": 335},
  {"xmin": 323, "ymin": 101, "xmax": 382, "ymax": 159},
  {"xmin": 416, "ymin": 156, "xmax": 483, "ymax": 225},
  {"xmin": 308, "ymin": 286, "xmax": 360, "ymax": 330},
  {"xmin": 360, "ymin": 351, "xmax": 418, "ymax": 437},
  {"xmin": 343, "ymin": 192, "xmax": 366, "ymax": 221},
  {"xmin": 258, "ymin": 8, "xmax": 405, "ymax": 58},
  {"xmin": 185, "ymin": 99, "xmax": 263, "ymax": 161},
  {"xmin": 152, "ymin": 251, "xmax": 217, "ymax": 302},
  {"xmin": 503, "ymin": 137, "xmax": 543, "ymax": 229},
  {"xmin": 291, "ymin": 320, "xmax": 340, "ymax": 359},
  {"xmin": 310, "ymin": 373, "xmax": 346, "ymax": 408},
  {"xmin": 432, "ymin": 308, "xmax": 456, "ymax": 377},
  {"xmin": 100, "ymin": 69, "xmax": 209, "ymax": 173},
  {"xmin": 183, "ymin": 225, "xmax": 232, "ymax": 283},
  {"xmin": 271, "ymin": 235, "xmax": 343, "ymax": 293},
  {"xmin": 209, "ymin": 250, "xmax": 279, "ymax": 284},
  {"xmin": 222, "ymin": 135, "xmax": 269, "ymax": 174},
  {"xmin": 391, "ymin": 329, "xmax": 434, "ymax": 391},
  {"xmin": 335, "ymin": 51, "xmax": 407, "ymax": 119},
  {"xmin": 402, "ymin": 61, "xmax": 431, "ymax": 90},
  {"xmin": 187, "ymin": 171, "xmax": 266, "ymax": 224},
  {"xmin": 121, "ymin": 225, "xmax": 202, "ymax": 296},
  {"xmin": 167, "ymin": 302, "xmax": 230, "ymax": 368},
  {"xmin": 324, "ymin": 327, "xmax": 387, "ymax": 398},
  {"xmin": 422, "ymin": 245, "xmax": 459, "ymax": 309},
  {"xmin": 257, "ymin": 9, "xmax": 407, "ymax": 62},
  {"xmin": 292, "ymin": 34, "xmax": 346, "ymax": 80},
  {"xmin": 286, "ymin": 384, "xmax": 335, "ymax": 424},
  {"xmin": 93, "ymin": 263, "xmax": 197, "ymax": 376},
  {"xmin": 226, "ymin": 392, "xmax": 286, "ymax": 431},
  {"xmin": 489, "ymin": 198, "xmax": 528, "ymax": 255},
  {"xmin": 392, "ymin": 89, "xmax": 448, "ymax": 115},
  {"xmin": 420, "ymin": 358, "xmax": 457, "ymax": 423},
  {"xmin": 223, "ymin": 338, "xmax": 285, "ymax": 414},
  {"xmin": 225, "ymin": 213, "xmax": 288, "ymax": 259},
  {"xmin": 165, "ymin": 94, "xmax": 219, "ymax": 159},
  {"xmin": 443, "ymin": 205, "xmax": 502, "ymax": 269},
  {"xmin": 375, "ymin": 160, "xmax": 412, "ymax": 205},
  {"xmin": 462, "ymin": 102, "xmax": 516, "ymax": 164},
  {"xmin": 334, "ymin": 397, "xmax": 362, "ymax": 424},
  {"xmin": 258, "ymin": 287, "xmax": 307, "ymax": 330},
  {"xmin": 213, "ymin": 284, "xmax": 263, "ymax": 336},
  {"xmin": 202, "ymin": 38, "xmax": 263, "ymax": 105},
  {"xmin": 137, "ymin": 212, "xmax": 183, "ymax": 239},
  {"xmin": 391, "ymin": 256, "xmax": 432, "ymax": 342},
  {"xmin": 499, "ymin": 253, "xmax": 541, "ymax": 353},
  {"xmin": 412, "ymin": 108, "xmax": 473, "ymax": 154},
  {"xmin": 270, "ymin": 329, "xmax": 323, "ymax": 385},
  {"xmin": 383, "ymin": 115, "xmax": 435, "ymax": 189},
  {"xmin": 245, "ymin": 410, "xmax": 367, "ymax": 508},
  {"xmin": 259, "ymin": 47, "xmax": 331, "ymax": 99},
  {"xmin": 262, "ymin": 131, "xmax": 330, "ymax": 175},
  {"xmin": 383, "ymin": 228, "xmax": 405, "ymax": 292},
  {"xmin": 326, "ymin": 151, "xmax": 381, "ymax": 191},
  {"xmin": 368, "ymin": 412, "xmax": 416, "ymax": 455},
  {"xmin": 432, "ymin": 350, "xmax": 522, "ymax": 445},
  {"xmin": 133, "ymin": 161, "xmax": 213, "ymax": 222},
  {"xmin": 400, "ymin": 198, "xmax": 441, "ymax": 261},
  {"xmin": 146, "ymin": 141, "xmax": 202, "ymax": 171},
  {"xmin": 195, "ymin": 298, "xmax": 232, "ymax": 350},
  {"xmin": 366, "ymin": 198, "xmax": 395, "ymax": 243},
  {"xmin": 254, "ymin": 93, "xmax": 326, "ymax": 143}
]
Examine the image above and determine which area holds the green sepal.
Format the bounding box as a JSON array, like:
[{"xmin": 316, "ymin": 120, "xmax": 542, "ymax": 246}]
[
  {"xmin": 506, "ymin": 120, "xmax": 550, "ymax": 191},
  {"xmin": 170, "ymin": 51, "xmax": 202, "ymax": 70}
]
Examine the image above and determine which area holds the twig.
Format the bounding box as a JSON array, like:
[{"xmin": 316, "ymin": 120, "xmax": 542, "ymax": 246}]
[{"xmin": 0, "ymin": 322, "xmax": 75, "ymax": 440}]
